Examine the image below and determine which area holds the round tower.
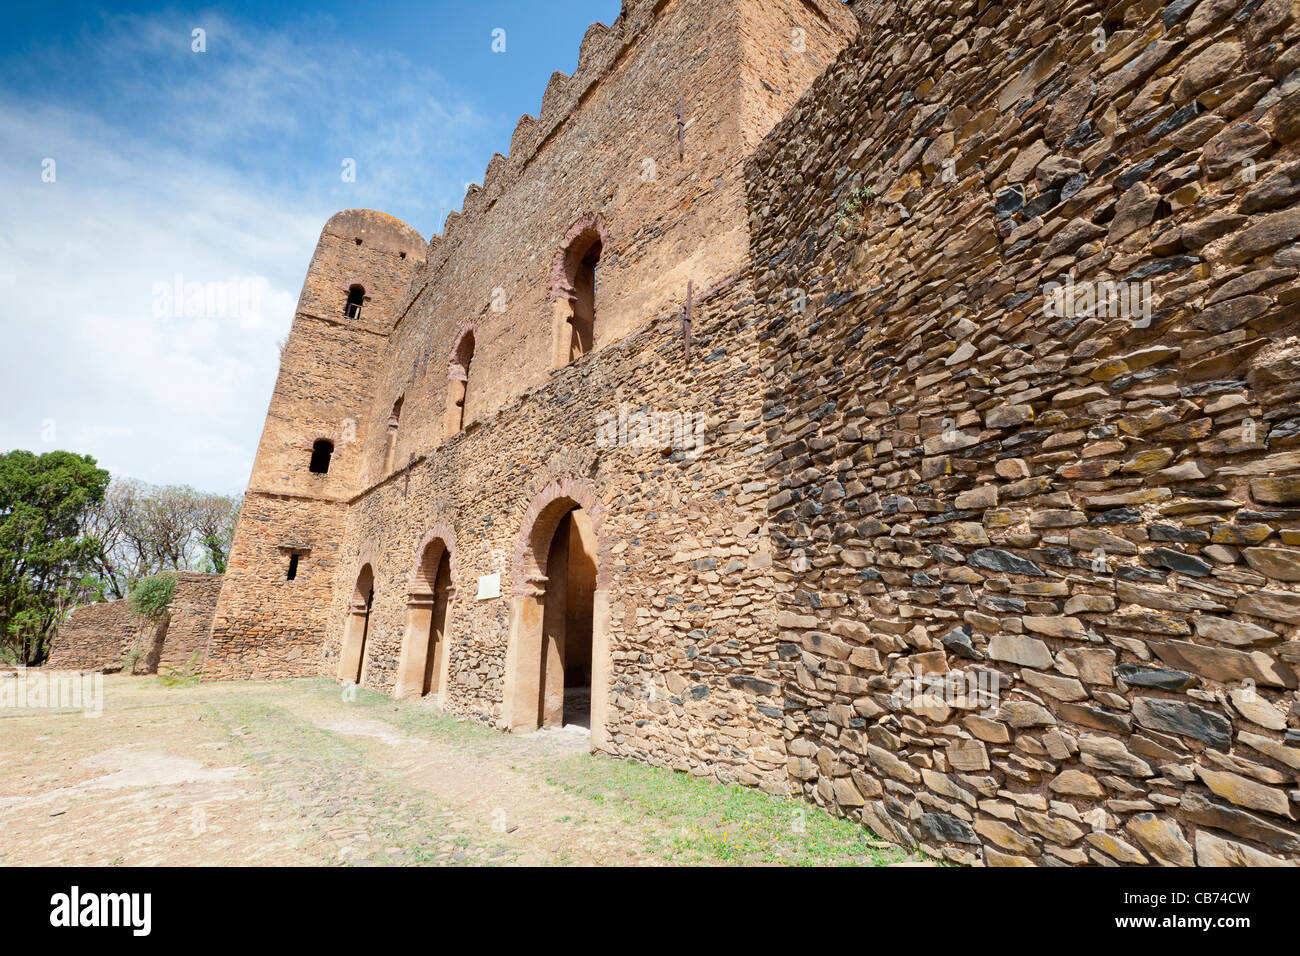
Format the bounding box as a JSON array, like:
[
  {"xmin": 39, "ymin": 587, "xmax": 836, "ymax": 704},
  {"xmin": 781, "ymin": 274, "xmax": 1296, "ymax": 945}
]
[{"xmin": 206, "ymin": 209, "xmax": 425, "ymax": 680}]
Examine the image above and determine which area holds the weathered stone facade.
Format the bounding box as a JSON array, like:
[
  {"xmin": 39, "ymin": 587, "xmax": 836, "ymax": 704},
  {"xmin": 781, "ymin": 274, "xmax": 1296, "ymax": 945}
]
[
  {"xmin": 208, "ymin": 0, "xmax": 858, "ymax": 799},
  {"xmin": 752, "ymin": 0, "xmax": 1300, "ymax": 865},
  {"xmin": 158, "ymin": 572, "xmax": 224, "ymax": 669},
  {"xmin": 207, "ymin": 0, "xmax": 1300, "ymax": 864},
  {"xmin": 48, "ymin": 572, "xmax": 223, "ymax": 673}
]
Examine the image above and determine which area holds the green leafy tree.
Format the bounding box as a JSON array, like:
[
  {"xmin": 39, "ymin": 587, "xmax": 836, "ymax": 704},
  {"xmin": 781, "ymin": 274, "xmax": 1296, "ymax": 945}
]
[{"xmin": 0, "ymin": 450, "xmax": 109, "ymax": 665}]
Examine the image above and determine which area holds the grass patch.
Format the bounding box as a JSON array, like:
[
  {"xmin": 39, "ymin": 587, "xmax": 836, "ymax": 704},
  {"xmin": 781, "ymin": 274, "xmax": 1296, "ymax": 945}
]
[{"xmin": 549, "ymin": 753, "xmax": 915, "ymax": 866}]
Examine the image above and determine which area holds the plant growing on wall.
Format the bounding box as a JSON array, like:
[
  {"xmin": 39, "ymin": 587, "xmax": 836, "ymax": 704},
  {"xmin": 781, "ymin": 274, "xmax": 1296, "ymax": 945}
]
[
  {"xmin": 128, "ymin": 571, "xmax": 176, "ymax": 622},
  {"xmin": 834, "ymin": 184, "xmax": 874, "ymax": 236},
  {"xmin": 159, "ymin": 652, "xmax": 203, "ymax": 688},
  {"xmin": 119, "ymin": 646, "xmax": 144, "ymax": 673}
]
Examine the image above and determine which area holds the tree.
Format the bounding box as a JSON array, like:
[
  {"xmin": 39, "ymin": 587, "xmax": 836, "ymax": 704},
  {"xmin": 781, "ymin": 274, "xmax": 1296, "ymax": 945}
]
[
  {"xmin": 129, "ymin": 572, "xmax": 177, "ymax": 621},
  {"xmin": 83, "ymin": 479, "xmax": 145, "ymax": 600},
  {"xmin": 85, "ymin": 480, "xmax": 241, "ymax": 595},
  {"xmin": 192, "ymin": 491, "xmax": 241, "ymax": 573},
  {"xmin": 0, "ymin": 450, "xmax": 109, "ymax": 665}
]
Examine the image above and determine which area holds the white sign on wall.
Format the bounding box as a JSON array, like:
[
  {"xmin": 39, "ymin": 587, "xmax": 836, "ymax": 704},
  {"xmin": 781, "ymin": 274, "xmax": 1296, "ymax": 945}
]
[{"xmin": 476, "ymin": 572, "xmax": 501, "ymax": 600}]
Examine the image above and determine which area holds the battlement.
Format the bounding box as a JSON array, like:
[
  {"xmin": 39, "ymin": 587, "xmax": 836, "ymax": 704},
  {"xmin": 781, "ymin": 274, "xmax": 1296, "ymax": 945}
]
[
  {"xmin": 431, "ymin": 0, "xmax": 665, "ymax": 256},
  {"xmin": 403, "ymin": 0, "xmax": 856, "ymax": 322}
]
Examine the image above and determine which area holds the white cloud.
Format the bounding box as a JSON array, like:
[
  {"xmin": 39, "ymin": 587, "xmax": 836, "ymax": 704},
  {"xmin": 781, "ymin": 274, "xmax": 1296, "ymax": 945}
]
[{"xmin": 0, "ymin": 12, "xmax": 489, "ymax": 493}]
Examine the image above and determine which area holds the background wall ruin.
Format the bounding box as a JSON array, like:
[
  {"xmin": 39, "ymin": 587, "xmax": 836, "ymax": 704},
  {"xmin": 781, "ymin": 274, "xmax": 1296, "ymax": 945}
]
[{"xmin": 47, "ymin": 572, "xmax": 223, "ymax": 674}]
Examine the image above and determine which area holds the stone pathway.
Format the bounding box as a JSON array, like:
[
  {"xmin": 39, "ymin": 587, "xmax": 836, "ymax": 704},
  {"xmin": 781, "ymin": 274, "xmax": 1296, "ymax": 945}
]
[{"xmin": 0, "ymin": 675, "xmax": 914, "ymax": 866}]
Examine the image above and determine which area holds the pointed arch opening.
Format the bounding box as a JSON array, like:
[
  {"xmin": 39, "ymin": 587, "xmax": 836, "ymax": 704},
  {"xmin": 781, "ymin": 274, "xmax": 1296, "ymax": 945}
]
[
  {"xmin": 338, "ymin": 563, "xmax": 374, "ymax": 684},
  {"xmin": 444, "ymin": 324, "xmax": 476, "ymax": 438},
  {"xmin": 395, "ymin": 527, "xmax": 458, "ymax": 701}
]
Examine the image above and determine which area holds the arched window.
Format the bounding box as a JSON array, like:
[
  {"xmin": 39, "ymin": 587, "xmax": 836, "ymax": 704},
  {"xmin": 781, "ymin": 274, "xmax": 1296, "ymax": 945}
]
[
  {"xmin": 309, "ymin": 439, "xmax": 334, "ymax": 474},
  {"xmin": 383, "ymin": 395, "xmax": 403, "ymax": 474},
  {"xmin": 551, "ymin": 215, "xmax": 607, "ymax": 368},
  {"xmin": 344, "ymin": 284, "xmax": 365, "ymax": 319},
  {"xmin": 570, "ymin": 242, "xmax": 599, "ymax": 359},
  {"xmin": 445, "ymin": 326, "xmax": 476, "ymax": 437}
]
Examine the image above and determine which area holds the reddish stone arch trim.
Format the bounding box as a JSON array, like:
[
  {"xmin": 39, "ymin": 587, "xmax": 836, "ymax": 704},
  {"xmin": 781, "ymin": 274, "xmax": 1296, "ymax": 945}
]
[
  {"xmin": 511, "ymin": 477, "xmax": 611, "ymax": 596},
  {"xmin": 348, "ymin": 549, "xmax": 379, "ymax": 602},
  {"xmin": 338, "ymin": 551, "xmax": 378, "ymax": 683},
  {"xmin": 407, "ymin": 521, "xmax": 459, "ymax": 593},
  {"xmin": 444, "ymin": 324, "xmax": 477, "ymax": 436},
  {"xmin": 394, "ymin": 520, "xmax": 460, "ymax": 700},
  {"xmin": 447, "ymin": 322, "xmax": 476, "ymax": 378},
  {"xmin": 549, "ymin": 213, "xmax": 609, "ymax": 301}
]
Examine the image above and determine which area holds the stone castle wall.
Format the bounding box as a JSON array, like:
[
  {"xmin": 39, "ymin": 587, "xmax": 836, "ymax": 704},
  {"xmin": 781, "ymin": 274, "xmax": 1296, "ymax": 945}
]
[
  {"xmin": 204, "ymin": 0, "xmax": 1300, "ymax": 865},
  {"xmin": 330, "ymin": 274, "xmax": 788, "ymax": 789},
  {"xmin": 207, "ymin": 0, "xmax": 856, "ymax": 692},
  {"xmin": 205, "ymin": 211, "xmax": 426, "ymax": 680},
  {"xmin": 206, "ymin": 494, "xmax": 349, "ymax": 679},
  {"xmin": 352, "ymin": 0, "xmax": 857, "ymax": 494},
  {"xmin": 749, "ymin": 0, "xmax": 1300, "ymax": 865},
  {"xmin": 160, "ymin": 572, "xmax": 225, "ymax": 670},
  {"xmin": 47, "ymin": 572, "xmax": 223, "ymax": 674},
  {"xmin": 45, "ymin": 600, "xmax": 159, "ymax": 672}
]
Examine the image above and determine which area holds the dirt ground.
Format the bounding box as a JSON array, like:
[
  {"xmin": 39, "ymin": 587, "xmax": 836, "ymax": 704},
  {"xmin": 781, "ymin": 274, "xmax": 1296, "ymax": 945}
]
[{"xmin": 0, "ymin": 675, "xmax": 919, "ymax": 867}]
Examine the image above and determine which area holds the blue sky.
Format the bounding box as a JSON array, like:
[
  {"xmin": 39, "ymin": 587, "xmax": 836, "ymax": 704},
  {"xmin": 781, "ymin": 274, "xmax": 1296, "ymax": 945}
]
[{"xmin": 0, "ymin": 0, "xmax": 620, "ymax": 494}]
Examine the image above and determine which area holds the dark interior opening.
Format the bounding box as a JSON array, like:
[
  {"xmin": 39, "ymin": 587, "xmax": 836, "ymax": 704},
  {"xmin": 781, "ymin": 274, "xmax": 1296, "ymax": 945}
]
[
  {"xmin": 344, "ymin": 284, "xmax": 365, "ymax": 319},
  {"xmin": 309, "ymin": 439, "xmax": 334, "ymax": 474}
]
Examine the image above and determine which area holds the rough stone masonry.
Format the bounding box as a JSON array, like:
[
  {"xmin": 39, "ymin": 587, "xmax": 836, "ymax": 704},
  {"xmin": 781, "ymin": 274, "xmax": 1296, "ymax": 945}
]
[
  {"xmin": 49, "ymin": 572, "xmax": 223, "ymax": 674},
  {"xmin": 202, "ymin": 0, "xmax": 1300, "ymax": 865}
]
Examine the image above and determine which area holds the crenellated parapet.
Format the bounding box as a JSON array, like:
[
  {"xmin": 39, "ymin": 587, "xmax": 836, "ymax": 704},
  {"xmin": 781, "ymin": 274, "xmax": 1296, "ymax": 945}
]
[{"xmin": 414, "ymin": 0, "xmax": 663, "ymax": 288}]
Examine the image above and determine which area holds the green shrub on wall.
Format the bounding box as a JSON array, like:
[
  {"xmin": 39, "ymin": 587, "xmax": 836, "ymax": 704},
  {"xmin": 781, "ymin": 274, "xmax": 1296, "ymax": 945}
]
[{"xmin": 128, "ymin": 572, "xmax": 176, "ymax": 621}]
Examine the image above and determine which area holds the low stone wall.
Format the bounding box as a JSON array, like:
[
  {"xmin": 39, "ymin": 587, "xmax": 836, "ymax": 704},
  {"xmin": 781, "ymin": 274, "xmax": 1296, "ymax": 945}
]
[
  {"xmin": 747, "ymin": 0, "xmax": 1300, "ymax": 865},
  {"xmin": 45, "ymin": 601, "xmax": 160, "ymax": 672},
  {"xmin": 46, "ymin": 573, "xmax": 223, "ymax": 674},
  {"xmin": 159, "ymin": 572, "xmax": 225, "ymax": 670}
]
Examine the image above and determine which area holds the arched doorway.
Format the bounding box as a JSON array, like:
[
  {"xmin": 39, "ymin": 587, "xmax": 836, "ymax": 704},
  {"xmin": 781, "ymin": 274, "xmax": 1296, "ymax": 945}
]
[
  {"xmin": 395, "ymin": 531, "xmax": 457, "ymax": 700},
  {"xmin": 338, "ymin": 564, "xmax": 374, "ymax": 683},
  {"xmin": 541, "ymin": 507, "xmax": 597, "ymax": 727},
  {"xmin": 503, "ymin": 479, "xmax": 611, "ymax": 744}
]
